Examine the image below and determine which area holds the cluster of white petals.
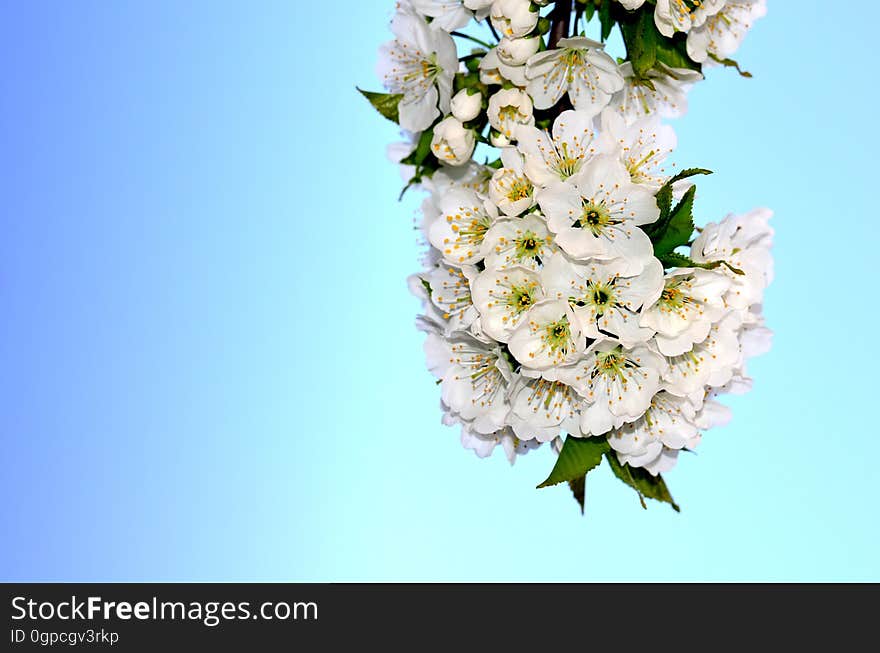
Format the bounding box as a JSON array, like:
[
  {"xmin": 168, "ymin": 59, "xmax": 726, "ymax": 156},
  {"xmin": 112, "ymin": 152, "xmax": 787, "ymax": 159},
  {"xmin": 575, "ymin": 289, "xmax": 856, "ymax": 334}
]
[{"xmin": 376, "ymin": 0, "xmax": 770, "ymax": 478}]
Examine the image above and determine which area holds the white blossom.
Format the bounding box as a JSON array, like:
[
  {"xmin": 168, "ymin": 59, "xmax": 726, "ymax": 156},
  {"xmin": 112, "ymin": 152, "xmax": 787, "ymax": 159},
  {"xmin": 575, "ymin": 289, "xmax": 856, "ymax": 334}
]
[
  {"xmin": 440, "ymin": 334, "xmax": 513, "ymax": 434},
  {"xmin": 598, "ymin": 109, "xmax": 677, "ymax": 189},
  {"xmin": 488, "ymin": 88, "xmax": 535, "ymax": 142},
  {"xmin": 463, "ymin": 0, "xmax": 494, "ymax": 17},
  {"xmin": 387, "ymin": 131, "xmax": 418, "ymax": 181},
  {"xmin": 376, "ymin": 9, "xmax": 457, "ymax": 131},
  {"xmin": 687, "ymin": 0, "xmax": 767, "ymax": 63},
  {"xmin": 425, "ymin": 263, "xmax": 480, "ymax": 332},
  {"xmin": 653, "ymin": 0, "xmax": 726, "ymax": 38},
  {"xmin": 411, "ymin": 0, "xmax": 474, "ymax": 31},
  {"xmin": 516, "ymin": 109, "xmax": 596, "ymax": 187},
  {"xmin": 536, "ymin": 155, "xmax": 659, "ymax": 273},
  {"xmin": 428, "ymin": 188, "xmax": 498, "ymax": 265},
  {"xmin": 542, "ymin": 254, "xmax": 664, "ymax": 347},
  {"xmin": 610, "ymin": 62, "xmax": 702, "ymax": 125},
  {"xmin": 450, "ymin": 88, "xmax": 482, "ymax": 122},
  {"xmin": 497, "ymin": 36, "xmax": 541, "ymax": 66},
  {"xmin": 608, "ymin": 391, "xmax": 701, "ymax": 475},
  {"xmin": 426, "ymin": 161, "xmax": 493, "ymax": 196},
  {"xmin": 479, "ymin": 47, "xmax": 528, "ymax": 87},
  {"xmin": 690, "ymin": 207, "xmax": 774, "ymax": 309},
  {"xmin": 508, "ymin": 376, "xmax": 583, "ymax": 442},
  {"xmin": 481, "ymin": 213, "xmax": 556, "ymax": 272},
  {"xmin": 371, "ymin": 0, "xmax": 772, "ymax": 501},
  {"xmin": 740, "ymin": 320, "xmax": 773, "ymax": 360},
  {"xmin": 508, "ymin": 299, "xmax": 585, "ymax": 370},
  {"xmin": 423, "ymin": 330, "xmax": 454, "ymax": 379},
  {"xmin": 640, "ymin": 268, "xmax": 730, "ymax": 356},
  {"xmin": 431, "ymin": 116, "xmax": 476, "ymax": 166},
  {"xmin": 471, "ymin": 265, "xmax": 545, "ymax": 342},
  {"xmin": 557, "ymin": 341, "xmax": 664, "ymax": 436},
  {"xmin": 488, "ymin": 147, "xmax": 535, "ymax": 216},
  {"xmin": 693, "ymin": 397, "xmax": 732, "ymax": 430},
  {"xmin": 460, "ymin": 425, "xmax": 541, "ymax": 463},
  {"xmin": 661, "ymin": 318, "xmax": 741, "ymax": 402},
  {"xmin": 525, "ymin": 37, "xmax": 624, "ymax": 116},
  {"xmin": 490, "ymin": 0, "xmax": 539, "ymax": 38}
]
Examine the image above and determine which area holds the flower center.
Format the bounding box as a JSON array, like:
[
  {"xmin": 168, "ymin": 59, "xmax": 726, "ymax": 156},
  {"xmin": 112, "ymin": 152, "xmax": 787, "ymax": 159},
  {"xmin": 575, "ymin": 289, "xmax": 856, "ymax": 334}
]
[
  {"xmin": 674, "ymin": 0, "xmax": 703, "ymax": 15},
  {"xmin": 661, "ymin": 286, "xmax": 681, "ymax": 305},
  {"xmin": 514, "ymin": 230, "xmax": 543, "ymax": 260},
  {"xmin": 562, "ymin": 49, "xmax": 585, "ymax": 84},
  {"xmin": 658, "ymin": 277, "xmax": 696, "ymax": 313},
  {"xmin": 507, "ymin": 284, "xmax": 536, "ymax": 314},
  {"xmin": 576, "ymin": 202, "xmax": 613, "ymax": 234},
  {"xmin": 418, "ymin": 53, "xmax": 441, "ymax": 83},
  {"xmin": 544, "ymin": 317, "xmax": 571, "ymax": 354},
  {"xmin": 499, "ymin": 105, "xmax": 517, "ymax": 118},
  {"xmin": 599, "ymin": 352, "xmax": 623, "ymax": 371},
  {"xmin": 498, "ymin": 105, "xmax": 525, "ymax": 132},
  {"xmin": 444, "ymin": 204, "xmax": 491, "ymax": 262},
  {"xmin": 451, "ymin": 211, "xmax": 491, "ymax": 244},
  {"xmin": 387, "ymin": 46, "xmax": 443, "ymax": 98},
  {"xmin": 554, "ymin": 142, "xmax": 584, "ymax": 180},
  {"xmin": 506, "ymin": 178, "xmax": 532, "ymax": 202},
  {"xmin": 626, "ymin": 149, "xmax": 657, "ymax": 183},
  {"xmin": 581, "ymin": 280, "xmax": 616, "ymax": 316},
  {"xmin": 526, "ymin": 378, "xmax": 576, "ymax": 413},
  {"xmin": 593, "ymin": 348, "xmax": 631, "ymax": 381}
]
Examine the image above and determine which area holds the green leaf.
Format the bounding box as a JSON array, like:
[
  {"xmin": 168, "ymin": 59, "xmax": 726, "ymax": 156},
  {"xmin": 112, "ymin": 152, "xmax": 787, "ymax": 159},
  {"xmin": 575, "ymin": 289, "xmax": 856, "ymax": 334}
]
[
  {"xmin": 583, "ymin": 2, "xmax": 596, "ymax": 23},
  {"xmin": 400, "ymin": 128, "xmax": 435, "ymax": 167},
  {"xmin": 616, "ymin": 5, "xmax": 700, "ymax": 75},
  {"xmin": 598, "ymin": 1, "xmax": 614, "ymax": 41},
  {"xmin": 419, "ymin": 278, "xmax": 433, "ymax": 297},
  {"xmin": 655, "ymin": 33, "xmax": 701, "ymax": 72},
  {"xmin": 653, "ymin": 182, "xmax": 673, "ymax": 224},
  {"xmin": 652, "ymin": 185, "xmax": 695, "ymax": 258},
  {"xmin": 668, "ymin": 167, "xmax": 713, "ymax": 185},
  {"xmin": 397, "ymin": 128, "xmax": 440, "ymax": 200},
  {"xmin": 453, "ymin": 70, "xmax": 488, "ymax": 94},
  {"xmin": 619, "ymin": 9, "xmax": 657, "ymax": 77},
  {"xmin": 642, "ymin": 169, "xmax": 711, "ymax": 245},
  {"xmin": 605, "ymin": 452, "xmax": 680, "ymax": 512},
  {"xmin": 568, "ymin": 475, "xmax": 586, "ymax": 515},
  {"xmin": 708, "ymin": 53, "xmax": 752, "ymax": 77},
  {"xmin": 398, "ymin": 163, "xmax": 438, "ymax": 201},
  {"xmin": 357, "ymin": 87, "xmax": 403, "ymax": 124},
  {"xmin": 537, "ymin": 435, "xmax": 609, "ymax": 489},
  {"xmin": 658, "ymin": 251, "xmax": 745, "ymax": 276}
]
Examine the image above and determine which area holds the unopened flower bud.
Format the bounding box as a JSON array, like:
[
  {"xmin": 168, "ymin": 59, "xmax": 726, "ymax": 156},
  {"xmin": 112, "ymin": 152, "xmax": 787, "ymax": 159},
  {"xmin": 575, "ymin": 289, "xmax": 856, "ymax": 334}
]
[
  {"xmin": 497, "ymin": 36, "xmax": 541, "ymax": 66},
  {"xmin": 451, "ymin": 89, "xmax": 483, "ymax": 122},
  {"xmin": 431, "ymin": 116, "xmax": 476, "ymax": 166}
]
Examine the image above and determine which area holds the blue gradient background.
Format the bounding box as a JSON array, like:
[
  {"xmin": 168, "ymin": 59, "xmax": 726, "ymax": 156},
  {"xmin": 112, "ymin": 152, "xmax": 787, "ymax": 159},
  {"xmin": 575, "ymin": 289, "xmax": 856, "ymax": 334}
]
[{"xmin": 1, "ymin": 1, "xmax": 877, "ymax": 581}]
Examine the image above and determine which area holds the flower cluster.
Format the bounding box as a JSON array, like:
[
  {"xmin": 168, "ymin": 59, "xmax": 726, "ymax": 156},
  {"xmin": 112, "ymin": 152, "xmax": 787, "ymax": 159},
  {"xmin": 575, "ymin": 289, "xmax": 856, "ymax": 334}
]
[{"xmin": 365, "ymin": 0, "xmax": 770, "ymax": 511}]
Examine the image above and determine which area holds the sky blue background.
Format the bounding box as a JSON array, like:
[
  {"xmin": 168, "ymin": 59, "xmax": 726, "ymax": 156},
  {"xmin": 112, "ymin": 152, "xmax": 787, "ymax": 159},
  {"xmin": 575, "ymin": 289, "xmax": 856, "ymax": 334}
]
[{"xmin": 1, "ymin": 1, "xmax": 877, "ymax": 581}]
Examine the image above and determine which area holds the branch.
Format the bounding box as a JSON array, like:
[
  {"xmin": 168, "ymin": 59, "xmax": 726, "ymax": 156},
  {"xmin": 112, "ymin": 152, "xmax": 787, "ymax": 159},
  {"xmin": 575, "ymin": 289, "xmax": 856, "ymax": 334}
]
[
  {"xmin": 548, "ymin": 0, "xmax": 574, "ymax": 49},
  {"xmin": 539, "ymin": 0, "xmax": 575, "ymax": 124}
]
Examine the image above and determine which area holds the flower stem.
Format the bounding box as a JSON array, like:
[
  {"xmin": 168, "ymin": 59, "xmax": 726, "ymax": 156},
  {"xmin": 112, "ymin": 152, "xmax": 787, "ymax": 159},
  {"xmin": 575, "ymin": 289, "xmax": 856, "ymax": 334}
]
[
  {"xmin": 451, "ymin": 31, "xmax": 494, "ymax": 50},
  {"xmin": 486, "ymin": 20, "xmax": 501, "ymax": 43}
]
